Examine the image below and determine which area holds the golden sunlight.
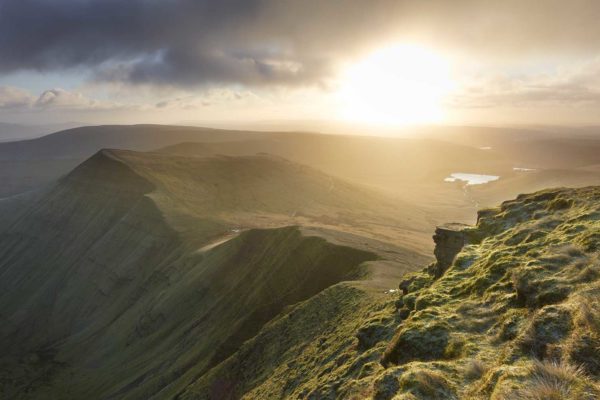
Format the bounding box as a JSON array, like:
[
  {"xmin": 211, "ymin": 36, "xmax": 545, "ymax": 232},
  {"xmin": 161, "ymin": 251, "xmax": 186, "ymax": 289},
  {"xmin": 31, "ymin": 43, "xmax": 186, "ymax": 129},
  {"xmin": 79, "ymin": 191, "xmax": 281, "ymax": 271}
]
[{"xmin": 337, "ymin": 44, "xmax": 454, "ymax": 126}]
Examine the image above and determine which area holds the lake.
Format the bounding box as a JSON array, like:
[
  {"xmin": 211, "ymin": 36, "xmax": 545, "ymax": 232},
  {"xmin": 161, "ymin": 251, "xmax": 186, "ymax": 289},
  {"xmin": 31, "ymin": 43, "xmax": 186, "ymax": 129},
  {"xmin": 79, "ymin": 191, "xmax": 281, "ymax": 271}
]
[{"xmin": 444, "ymin": 173, "xmax": 500, "ymax": 185}]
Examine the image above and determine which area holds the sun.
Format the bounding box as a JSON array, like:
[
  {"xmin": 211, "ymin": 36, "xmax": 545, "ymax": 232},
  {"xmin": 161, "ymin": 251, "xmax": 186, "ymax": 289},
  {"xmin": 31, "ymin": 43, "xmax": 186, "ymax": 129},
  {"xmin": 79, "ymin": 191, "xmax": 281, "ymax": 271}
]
[{"xmin": 337, "ymin": 44, "xmax": 454, "ymax": 127}]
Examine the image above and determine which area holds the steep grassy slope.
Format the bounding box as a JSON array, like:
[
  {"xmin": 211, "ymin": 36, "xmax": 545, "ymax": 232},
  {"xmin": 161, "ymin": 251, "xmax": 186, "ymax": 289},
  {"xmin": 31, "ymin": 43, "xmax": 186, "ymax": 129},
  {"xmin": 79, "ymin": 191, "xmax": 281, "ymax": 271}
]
[
  {"xmin": 175, "ymin": 186, "xmax": 600, "ymax": 400},
  {"xmin": 179, "ymin": 283, "xmax": 389, "ymax": 400},
  {"xmin": 104, "ymin": 150, "xmax": 432, "ymax": 251},
  {"xmin": 376, "ymin": 186, "xmax": 600, "ymax": 399},
  {"xmin": 0, "ymin": 150, "xmax": 429, "ymax": 399}
]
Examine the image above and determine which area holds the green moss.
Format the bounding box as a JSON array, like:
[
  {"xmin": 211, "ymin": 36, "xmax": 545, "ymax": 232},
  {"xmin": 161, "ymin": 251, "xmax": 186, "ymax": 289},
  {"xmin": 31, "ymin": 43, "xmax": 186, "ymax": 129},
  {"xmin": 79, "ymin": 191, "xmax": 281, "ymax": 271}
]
[
  {"xmin": 356, "ymin": 316, "xmax": 397, "ymax": 351},
  {"xmin": 494, "ymin": 309, "xmax": 528, "ymax": 341},
  {"xmin": 515, "ymin": 305, "xmax": 573, "ymax": 359},
  {"xmin": 383, "ymin": 319, "xmax": 451, "ymax": 365},
  {"xmin": 402, "ymin": 293, "xmax": 418, "ymax": 310},
  {"xmin": 379, "ymin": 187, "xmax": 600, "ymax": 399},
  {"xmin": 399, "ymin": 271, "xmax": 433, "ymax": 294},
  {"xmin": 372, "ymin": 370, "xmax": 401, "ymax": 400},
  {"xmin": 397, "ymin": 368, "xmax": 457, "ymax": 400},
  {"xmin": 548, "ymin": 197, "xmax": 574, "ymax": 211},
  {"xmin": 443, "ymin": 336, "xmax": 466, "ymax": 359}
]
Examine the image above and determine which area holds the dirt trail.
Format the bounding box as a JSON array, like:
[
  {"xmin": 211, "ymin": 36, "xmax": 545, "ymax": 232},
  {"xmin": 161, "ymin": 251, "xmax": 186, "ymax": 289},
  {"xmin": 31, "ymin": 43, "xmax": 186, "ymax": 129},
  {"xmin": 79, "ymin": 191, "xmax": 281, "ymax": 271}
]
[{"xmin": 197, "ymin": 231, "xmax": 241, "ymax": 252}]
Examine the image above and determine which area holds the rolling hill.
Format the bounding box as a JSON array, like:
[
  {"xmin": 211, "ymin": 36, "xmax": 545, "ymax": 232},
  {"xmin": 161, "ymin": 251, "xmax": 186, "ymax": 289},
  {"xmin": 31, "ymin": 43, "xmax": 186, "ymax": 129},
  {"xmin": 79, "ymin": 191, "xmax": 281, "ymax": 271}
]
[
  {"xmin": 0, "ymin": 122, "xmax": 81, "ymax": 142},
  {"xmin": 0, "ymin": 125, "xmax": 265, "ymax": 198},
  {"xmin": 1, "ymin": 125, "xmax": 598, "ymax": 231}
]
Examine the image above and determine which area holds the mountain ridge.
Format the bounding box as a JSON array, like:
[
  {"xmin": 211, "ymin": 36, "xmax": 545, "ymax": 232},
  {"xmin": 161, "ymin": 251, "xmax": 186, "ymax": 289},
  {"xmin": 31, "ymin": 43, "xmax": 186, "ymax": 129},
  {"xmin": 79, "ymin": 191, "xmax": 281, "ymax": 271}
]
[{"xmin": 0, "ymin": 148, "xmax": 430, "ymax": 399}]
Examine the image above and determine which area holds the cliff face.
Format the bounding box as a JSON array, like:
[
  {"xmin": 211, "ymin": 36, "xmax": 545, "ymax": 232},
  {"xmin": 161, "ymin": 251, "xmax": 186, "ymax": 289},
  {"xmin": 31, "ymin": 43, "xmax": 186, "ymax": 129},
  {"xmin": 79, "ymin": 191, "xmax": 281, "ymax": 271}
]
[{"xmin": 429, "ymin": 223, "xmax": 469, "ymax": 278}]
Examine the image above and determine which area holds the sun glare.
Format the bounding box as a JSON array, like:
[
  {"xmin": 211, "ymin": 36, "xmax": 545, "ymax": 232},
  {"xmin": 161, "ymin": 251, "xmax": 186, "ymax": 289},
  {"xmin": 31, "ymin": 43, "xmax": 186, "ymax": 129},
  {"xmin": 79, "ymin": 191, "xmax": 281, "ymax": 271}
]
[{"xmin": 337, "ymin": 44, "xmax": 454, "ymax": 126}]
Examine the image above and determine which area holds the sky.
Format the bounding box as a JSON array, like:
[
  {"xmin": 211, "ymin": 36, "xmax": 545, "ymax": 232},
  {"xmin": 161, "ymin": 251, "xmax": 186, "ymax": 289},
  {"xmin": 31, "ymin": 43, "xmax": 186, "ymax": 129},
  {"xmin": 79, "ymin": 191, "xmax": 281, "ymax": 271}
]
[{"xmin": 2, "ymin": 0, "xmax": 600, "ymax": 128}]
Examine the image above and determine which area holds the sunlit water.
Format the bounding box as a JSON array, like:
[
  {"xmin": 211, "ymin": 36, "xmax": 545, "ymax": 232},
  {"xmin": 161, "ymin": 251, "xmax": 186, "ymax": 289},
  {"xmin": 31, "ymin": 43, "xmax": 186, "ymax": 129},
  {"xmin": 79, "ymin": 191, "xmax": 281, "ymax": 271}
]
[
  {"xmin": 513, "ymin": 167, "xmax": 536, "ymax": 172},
  {"xmin": 444, "ymin": 173, "xmax": 500, "ymax": 185}
]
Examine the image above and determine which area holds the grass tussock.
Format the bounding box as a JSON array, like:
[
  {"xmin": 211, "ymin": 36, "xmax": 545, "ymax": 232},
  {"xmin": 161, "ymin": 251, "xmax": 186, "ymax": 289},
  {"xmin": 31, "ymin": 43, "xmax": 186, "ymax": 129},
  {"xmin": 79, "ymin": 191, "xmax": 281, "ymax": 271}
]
[
  {"xmin": 507, "ymin": 360, "xmax": 600, "ymax": 400},
  {"xmin": 399, "ymin": 369, "xmax": 457, "ymax": 400},
  {"xmin": 564, "ymin": 294, "xmax": 600, "ymax": 375},
  {"xmin": 464, "ymin": 358, "xmax": 489, "ymax": 380},
  {"xmin": 576, "ymin": 297, "xmax": 600, "ymax": 332}
]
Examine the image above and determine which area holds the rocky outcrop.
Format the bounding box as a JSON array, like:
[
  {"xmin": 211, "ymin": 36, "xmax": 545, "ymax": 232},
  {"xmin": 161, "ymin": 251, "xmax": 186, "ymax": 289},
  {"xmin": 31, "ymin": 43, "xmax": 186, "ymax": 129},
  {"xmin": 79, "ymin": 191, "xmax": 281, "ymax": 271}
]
[
  {"xmin": 381, "ymin": 187, "xmax": 600, "ymax": 400},
  {"xmin": 428, "ymin": 223, "xmax": 470, "ymax": 278}
]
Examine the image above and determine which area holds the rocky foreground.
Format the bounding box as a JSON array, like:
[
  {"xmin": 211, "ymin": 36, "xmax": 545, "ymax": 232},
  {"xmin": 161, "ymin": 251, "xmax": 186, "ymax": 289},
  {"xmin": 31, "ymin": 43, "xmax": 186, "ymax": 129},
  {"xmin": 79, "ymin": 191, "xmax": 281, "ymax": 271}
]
[{"xmin": 374, "ymin": 186, "xmax": 600, "ymax": 399}]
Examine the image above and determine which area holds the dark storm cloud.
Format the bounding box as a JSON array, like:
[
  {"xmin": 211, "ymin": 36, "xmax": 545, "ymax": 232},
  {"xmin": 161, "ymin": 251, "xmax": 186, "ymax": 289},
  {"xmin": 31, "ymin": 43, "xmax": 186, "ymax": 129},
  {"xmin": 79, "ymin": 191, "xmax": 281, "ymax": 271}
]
[
  {"xmin": 0, "ymin": 0, "xmax": 337, "ymax": 87},
  {"xmin": 3, "ymin": 0, "xmax": 600, "ymax": 88}
]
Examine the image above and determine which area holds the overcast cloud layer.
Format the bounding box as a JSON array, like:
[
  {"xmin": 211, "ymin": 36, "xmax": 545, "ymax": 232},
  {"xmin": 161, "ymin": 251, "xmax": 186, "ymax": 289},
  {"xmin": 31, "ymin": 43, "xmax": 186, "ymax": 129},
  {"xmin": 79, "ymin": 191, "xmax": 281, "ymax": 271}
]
[
  {"xmin": 3, "ymin": 0, "xmax": 600, "ymax": 126},
  {"xmin": 3, "ymin": 0, "xmax": 600, "ymax": 89}
]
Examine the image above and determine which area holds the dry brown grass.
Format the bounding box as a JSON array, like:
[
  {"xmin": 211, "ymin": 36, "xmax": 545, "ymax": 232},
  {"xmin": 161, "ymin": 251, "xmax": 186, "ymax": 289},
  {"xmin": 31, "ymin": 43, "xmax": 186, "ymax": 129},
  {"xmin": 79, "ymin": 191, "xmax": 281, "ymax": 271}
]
[
  {"xmin": 575, "ymin": 296, "xmax": 600, "ymax": 332},
  {"xmin": 464, "ymin": 358, "xmax": 489, "ymax": 380},
  {"xmin": 411, "ymin": 370, "xmax": 455, "ymax": 399},
  {"xmin": 509, "ymin": 360, "xmax": 588, "ymax": 400}
]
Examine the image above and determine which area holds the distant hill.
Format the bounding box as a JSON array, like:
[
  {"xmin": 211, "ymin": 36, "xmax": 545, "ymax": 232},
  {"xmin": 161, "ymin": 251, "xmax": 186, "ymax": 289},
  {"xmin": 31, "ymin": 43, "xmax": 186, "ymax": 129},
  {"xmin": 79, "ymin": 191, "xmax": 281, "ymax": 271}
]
[
  {"xmin": 0, "ymin": 124, "xmax": 263, "ymax": 160},
  {"xmin": 0, "ymin": 121, "xmax": 81, "ymax": 142},
  {"xmin": 158, "ymin": 134, "xmax": 509, "ymax": 185},
  {"xmin": 0, "ymin": 124, "xmax": 266, "ymax": 198},
  {"xmin": 1, "ymin": 123, "xmax": 598, "ymax": 224},
  {"xmin": 91, "ymin": 149, "xmax": 431, "ymax": 239},
  {"xmin": 157, "ymin": 131, "xmax": 600, "ymax": 220}
]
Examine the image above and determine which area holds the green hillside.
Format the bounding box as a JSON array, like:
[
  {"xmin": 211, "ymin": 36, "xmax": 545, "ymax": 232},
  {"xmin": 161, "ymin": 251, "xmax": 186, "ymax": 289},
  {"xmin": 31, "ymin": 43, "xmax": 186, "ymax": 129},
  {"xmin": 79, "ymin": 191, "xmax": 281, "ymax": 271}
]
[
  {"xmin": 0, "ymin": 150, "xmax": 429, "ymax": 399},
  {"xmin": 1, "ymin": 146, "xmax": 598, "ymax": 399},
  {"xmin": 178, "ymin": 187, "xmax": 600, "ymax": 399}
]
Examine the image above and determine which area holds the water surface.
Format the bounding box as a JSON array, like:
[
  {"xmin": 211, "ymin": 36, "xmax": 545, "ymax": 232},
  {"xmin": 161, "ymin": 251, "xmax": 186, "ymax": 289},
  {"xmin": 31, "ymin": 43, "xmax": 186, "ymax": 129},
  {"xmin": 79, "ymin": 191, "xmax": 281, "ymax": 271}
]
[{"xmin": 444, "ymin": 173, "xmax": 500, "ymax": 185}]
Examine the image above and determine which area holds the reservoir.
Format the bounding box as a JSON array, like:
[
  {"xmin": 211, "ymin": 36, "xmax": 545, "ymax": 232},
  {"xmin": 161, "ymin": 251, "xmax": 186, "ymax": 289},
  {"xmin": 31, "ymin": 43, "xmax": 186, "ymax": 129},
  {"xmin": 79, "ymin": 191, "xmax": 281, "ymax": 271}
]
[{"xmin": 444, "ymin": 173, "xmax": 500, "ymax": 185}]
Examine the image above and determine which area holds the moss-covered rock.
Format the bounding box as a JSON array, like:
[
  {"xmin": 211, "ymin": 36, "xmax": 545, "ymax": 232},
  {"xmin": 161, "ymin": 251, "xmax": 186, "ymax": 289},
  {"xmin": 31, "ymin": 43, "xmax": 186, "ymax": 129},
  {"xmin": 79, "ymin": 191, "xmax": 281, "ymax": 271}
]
[
  {"xmin": 379, "ymin": 187, "xmax": 600, "ymax": 399},
  {"xmin": 383, "ymin": 319, "xmax": 451, "ymax": 365}
]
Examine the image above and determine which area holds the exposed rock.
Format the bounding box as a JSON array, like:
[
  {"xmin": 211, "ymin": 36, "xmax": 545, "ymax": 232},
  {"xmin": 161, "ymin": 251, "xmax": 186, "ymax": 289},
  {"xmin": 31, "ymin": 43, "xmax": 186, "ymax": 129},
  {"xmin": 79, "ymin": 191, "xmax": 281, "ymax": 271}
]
[
  {"xmin": 399, "ymin": 275, "xmax": 418, "ymax": 294},
  {"xmin": 428, "ymin": 223, "xmax": 470, "ymax": 278}
]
